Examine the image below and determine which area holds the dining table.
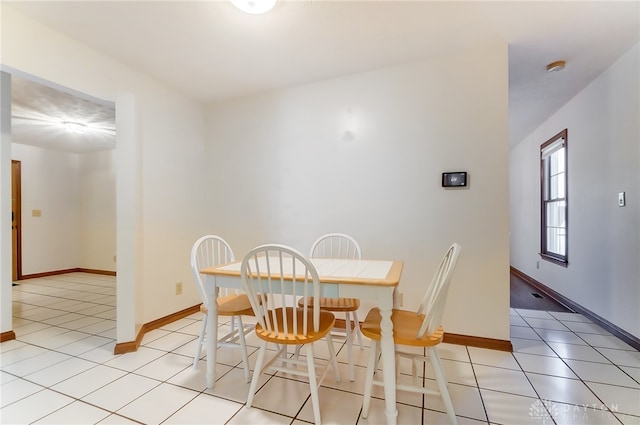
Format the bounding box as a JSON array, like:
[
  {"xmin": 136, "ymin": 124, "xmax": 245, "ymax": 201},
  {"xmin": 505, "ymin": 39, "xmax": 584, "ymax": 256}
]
[{"xmin": 200, "ymin": 256, "xmax": 404, "ymax": 425}]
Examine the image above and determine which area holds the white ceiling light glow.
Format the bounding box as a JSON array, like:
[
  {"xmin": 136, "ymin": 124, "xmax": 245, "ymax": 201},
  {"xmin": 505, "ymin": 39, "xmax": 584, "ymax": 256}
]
[
  {"xmin": 230, "ymin": 0, "xmax": 276, "ymax": 15},
  {"xmin": 62, "ymin": 121, "xmax": 88, "ymax": 134}
]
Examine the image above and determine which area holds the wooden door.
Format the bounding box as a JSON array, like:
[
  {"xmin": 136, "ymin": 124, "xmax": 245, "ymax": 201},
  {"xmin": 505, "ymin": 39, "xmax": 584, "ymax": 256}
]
[{"xmin": 11, "ymin": 160, "xmax": 21, "ymax": 281}]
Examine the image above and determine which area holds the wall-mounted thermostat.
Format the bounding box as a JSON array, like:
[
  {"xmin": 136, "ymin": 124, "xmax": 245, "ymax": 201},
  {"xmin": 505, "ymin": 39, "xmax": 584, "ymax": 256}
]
[{"xmin": 442, "ymin": 172, "xmax": 467, "ymax": 188}]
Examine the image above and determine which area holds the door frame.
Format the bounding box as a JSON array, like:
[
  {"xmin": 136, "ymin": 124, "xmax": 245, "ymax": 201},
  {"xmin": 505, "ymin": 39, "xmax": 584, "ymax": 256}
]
[{"xmin": 12, "ymin": 159, "xmax": 22, "ymax": 281}]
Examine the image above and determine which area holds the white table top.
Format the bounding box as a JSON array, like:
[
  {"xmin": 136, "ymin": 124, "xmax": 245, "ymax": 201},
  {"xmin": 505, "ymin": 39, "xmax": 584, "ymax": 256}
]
[{"xmin": 203, "ymin": 257, "xmax": 403, "ymax": 287}]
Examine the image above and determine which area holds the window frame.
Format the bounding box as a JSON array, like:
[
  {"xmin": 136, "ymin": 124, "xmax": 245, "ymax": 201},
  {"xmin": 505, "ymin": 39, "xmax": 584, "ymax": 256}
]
[{"xmin": 540, "ymin": 129, "xmax": 568, "ymax": 267}]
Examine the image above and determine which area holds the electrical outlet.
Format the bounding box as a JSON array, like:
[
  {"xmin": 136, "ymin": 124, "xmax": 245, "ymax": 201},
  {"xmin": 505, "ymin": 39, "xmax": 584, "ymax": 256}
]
[
  {"xmin": 113, "ymin": 255, "xmax": 117, "ymax": 263},
  {"xmin": 397, "ymin": 292, "xmax": 404, "ymax": 307},
  {"xmin": 175, "ymin": 282, "xmax": 183, "ymax": 295},
  {"xmin": 618, "ymin": 192, "xmax": 626, "ymax": 207}
]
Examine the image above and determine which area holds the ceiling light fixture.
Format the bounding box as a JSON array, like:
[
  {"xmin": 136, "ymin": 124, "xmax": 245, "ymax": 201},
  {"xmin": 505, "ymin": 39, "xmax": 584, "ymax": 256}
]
[
  {"xmin": 230, "ymin": 0, "xmax": 276, "ymax": 14},
  {"xmin": 62, "ymin": 121, "xmax": 88, "ymax": 135},
  {"xmin": 546, "ymin": 60, "xmax": 566, "ymax": 73}
]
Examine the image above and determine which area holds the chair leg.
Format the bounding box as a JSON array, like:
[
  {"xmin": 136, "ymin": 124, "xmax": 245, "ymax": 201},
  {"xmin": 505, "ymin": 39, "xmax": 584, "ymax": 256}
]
[
  {"xmin": 428, "ymin": 346, "xmax": 457, "ymax": 425},
  {"xmin": 247, "ymin": 340, "xmax": 268, "ymax": 408},
  {"xmin": 229, "ymin": 315, "xmax": 236, "ymax": 334},
  {"xmin": 344, "ymin": 312, "xmax": 355, "ymax": 381},
  {"xmin": 193, "ymin": 313, "xmax": 207, "ymax": 369},
  {"xmin": 411, "ymin": 356, "xmax": 419, "ymax": 386},
  {"xmin": 361, "ymin": 338, "xmax": 379, "ymax": 418},
  {"xmin": 352, "ymin": 310, "xmax": 363, "ymax": 350},
  {"xmin": 374, "ymin": 342, "xmax": 381, "ymax": 372},
  {"xmin": 305, "ymin": 344, "xmax": 322, "ymax": 425},
  {"xmin": 325, "ymin": 332, "xmax": 341, "ymax": 383},
  {"xmin": 236, "ymin": 315, "xmax": 251, "ymax": 383},
  {"xmin": 294, "ymin": 344, "xmax": 301, "ymax": 362}
]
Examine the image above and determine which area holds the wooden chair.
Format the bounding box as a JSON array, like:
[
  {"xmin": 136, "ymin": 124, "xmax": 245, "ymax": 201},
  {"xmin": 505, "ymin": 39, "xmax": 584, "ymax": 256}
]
[
  {"xmin": 190, "ymin": 235, "xmax": 254, "ymax": 383},
  {"xmin": 241, "ymin": 244, "xmax": 341, "ymax": 425},
  {"xmin": 297, "ymin": 233, "xmax": 363, "ymax": 381},
  {"xmin": 361, "ymin": 243, "xmax": 462, "ymax": 425}
]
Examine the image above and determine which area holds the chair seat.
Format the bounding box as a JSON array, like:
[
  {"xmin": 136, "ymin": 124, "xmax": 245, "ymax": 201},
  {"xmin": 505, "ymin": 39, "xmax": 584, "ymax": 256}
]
[
  {"xmin": 297, "ymin": 297, "xmax": 360, "ymax": 312},
  {"xmin": 255, "ymin": 307, "xmax": 335, "ymax": 344},
  {"xmin": 200, "ymin": 293, "xmax": 254, "ymax": 317},
  {"xmin": 361, "ymin": 307, "xmax": 444, "ymax": 347}
]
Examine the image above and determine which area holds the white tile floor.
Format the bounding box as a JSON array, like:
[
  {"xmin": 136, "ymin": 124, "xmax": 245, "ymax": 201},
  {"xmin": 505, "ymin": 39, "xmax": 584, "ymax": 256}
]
[{"xmin": 1, "ymin": 272, "xmax": 639, "ymax": 424}]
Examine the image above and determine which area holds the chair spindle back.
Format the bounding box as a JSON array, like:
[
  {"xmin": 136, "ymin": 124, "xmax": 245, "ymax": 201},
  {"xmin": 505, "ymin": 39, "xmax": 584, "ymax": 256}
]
[
  {"xmin": 190, "ymin": 235, "xmax": 236, "ymax": 306},
  {"xmin": 241, "ymin": 244, "xmax": 322, "ymax": 337},
  {"xmin": 416, "ymin": 243, "xmax": 462, "ymax": 339},
  {"xmin": 310, "ymin": 233, "xmax": 362, "ymax": 259}
]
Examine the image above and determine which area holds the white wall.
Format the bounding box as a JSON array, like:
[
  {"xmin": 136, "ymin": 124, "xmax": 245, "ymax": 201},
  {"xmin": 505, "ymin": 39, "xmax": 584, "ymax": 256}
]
[
  {"xmin": 11, "ymin": 143, "xmax": 81, "ymax": 274},
  {"xmin": 1, "ymin": 5, "xmax": 512, "ymax": 344},
  {"xmin": 1, "ymin": 5, "xmax": 207, "ymax": 340},
  {"xmin": 206, "ymin": 43, "xmax": 511, "ymax": 341},
  {"xmin": 139, "ymin": 92, "xmax": 209, "ymax": 321},
  {"xmin": 11, "ymin": 144, "xmax": 116, "ymax": 275},
  {"xmin": 78, "ymin": 149, "xmax": 116, "ymax": 271},
  {"xmin": 510, "ymin": 42, "xmax": 640, "ymax": 339}
]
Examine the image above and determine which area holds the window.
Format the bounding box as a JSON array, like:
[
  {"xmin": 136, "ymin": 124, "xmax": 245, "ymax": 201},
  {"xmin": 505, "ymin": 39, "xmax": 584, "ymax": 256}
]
[{"xmin": 540, "ymin": 129, "xmax": 568, "ymax": 266}]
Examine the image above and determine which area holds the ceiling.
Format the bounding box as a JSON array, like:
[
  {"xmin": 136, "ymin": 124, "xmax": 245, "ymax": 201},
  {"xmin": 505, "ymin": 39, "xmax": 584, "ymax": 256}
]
[
  {"xmin": 6, "ymin": 0, "xmax": 640, "ymax": 152},
  {"xmin": 11, "ymin": 75, "xmax": 116, "ymax": 153}
]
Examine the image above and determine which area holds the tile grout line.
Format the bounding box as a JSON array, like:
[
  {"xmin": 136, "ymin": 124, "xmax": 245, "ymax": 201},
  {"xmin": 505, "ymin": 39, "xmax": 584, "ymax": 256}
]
[
  {"xmin": 4, "ymin": 278, "xmax": 639, "ymax": 424},
  {"xmin": 517, "ymin": 309, "xmax": 627, "ymax": 423}
]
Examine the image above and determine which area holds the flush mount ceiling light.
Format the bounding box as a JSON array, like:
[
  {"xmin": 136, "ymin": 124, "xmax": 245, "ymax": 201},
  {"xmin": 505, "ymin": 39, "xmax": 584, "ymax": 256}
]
[
  {"xmin": 62, "ymin": 121, "xmax": 88, "ymax": 134},
  {"xmin": 546, "ymin": 60, "xmax": 566, "ymax": 73},
  {"xmin": 230, "ymin": 0, "xmax": 276, "ymax": 14}
]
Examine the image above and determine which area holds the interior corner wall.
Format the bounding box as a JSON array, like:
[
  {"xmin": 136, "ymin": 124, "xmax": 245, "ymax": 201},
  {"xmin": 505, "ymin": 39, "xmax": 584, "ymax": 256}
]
[
  {"xmin": 205, "ymin": 42, "xmax": 511, "ymax": 341},
  {"xmin": 1, "ymin": 5, "xmax": 208, "ymax": 342},
  {"xmin": 510, "ymin": 42, "xmax": 640, "ymax": 339}
]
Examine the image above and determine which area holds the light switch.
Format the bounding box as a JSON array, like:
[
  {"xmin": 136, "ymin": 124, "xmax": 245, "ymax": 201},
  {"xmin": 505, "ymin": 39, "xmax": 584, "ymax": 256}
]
[
  {"xmin": 618, "ymin": 192, "xmax": 626, "ymax": 207},
  {"xmin": 32, "ymin": 209, "xmax": 42, "ymax": 217}
]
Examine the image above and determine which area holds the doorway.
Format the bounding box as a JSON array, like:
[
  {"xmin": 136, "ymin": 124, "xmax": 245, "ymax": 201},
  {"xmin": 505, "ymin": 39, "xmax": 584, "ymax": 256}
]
[
  {"xmin": 8, "ymin": 73, "xmax": 117, "ymax": 350},
  {"xmin": 11, "ymin": 160, "xmax": 21, "ymax": 282},
  {"xmin": 10, "ymin": 74, "xmax": 116, "ymax": 281}
]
